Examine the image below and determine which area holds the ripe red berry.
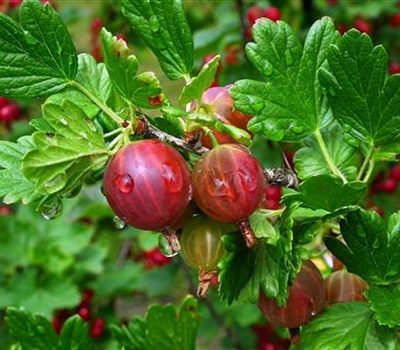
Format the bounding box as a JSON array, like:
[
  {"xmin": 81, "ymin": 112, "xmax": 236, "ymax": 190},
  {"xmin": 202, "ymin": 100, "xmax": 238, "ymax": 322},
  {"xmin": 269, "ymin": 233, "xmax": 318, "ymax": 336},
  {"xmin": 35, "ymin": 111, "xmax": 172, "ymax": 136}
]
[
  {"xmin": 262, "ymin": 6, "xmax": 281, "ymax": 22},
  {"xmin": 143, "ymin": 247, "xmax": 172, "ymax": 269},
  {"xmin": 0, "ymin": 97, "xmax": 8, "ymax": 109},
  {"xmin": 246, "ymin": 5, "xmax": 264, "ymax": 25},
  {"xmin": 0, "ymin": 103, "xmax": 19, "ymax": 123},
  {"xmin": 354, "ymin": 17, "xmax": 371, "ymax": 34},
  {"xmin": 265, "ymin": 185, "xmax": 282, "ymax": 201},
  {"xmin": 192, "ymin": 144, "xmax": 265, "ymax": 224},
  {"xmin": 389, "ymin": 61, "xmax": 400, "ymax": 75},
  {"xmin": 103, "ymin": 140, "xmax": 192, "ymax": 251},
  {"xmin": 258, "ymin": 260, "xmax": 326, "ymax": 329},
  {"xmin": 80, "ymin": 288, "xmax": 94, "ymax": 307},
  {"xmin": 379, "ymin": 177, "xmax": 397, "ymax": 193},
  {"xmin": 390, "ymin": 164, "xmax": 400, "ymax": 181},
  {"xmin": 90, "ymin": 317, "xmax": 105, "ymax": 339},
  {"xmin": 90, "ymin": 17, "xmax": 103, "ymax": 35},
  {"xmin": 325, "ymin": 270, "xmax": 368, "ymax": 304},
  {"xmin": 389, "ymin": 13, "xmax": 400, "ymax": 27},
  {"xmin": 78, "ymin": 307, "xmax": 91, "ymax": 321}
]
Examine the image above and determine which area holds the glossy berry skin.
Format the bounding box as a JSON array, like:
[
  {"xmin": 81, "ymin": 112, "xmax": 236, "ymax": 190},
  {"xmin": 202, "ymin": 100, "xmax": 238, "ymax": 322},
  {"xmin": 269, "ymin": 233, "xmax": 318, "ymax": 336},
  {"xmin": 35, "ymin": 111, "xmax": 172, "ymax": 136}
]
[
  {"xmin": 258, "ymin": 260, "xmax": 326, "ymax": 329},
  {"xmin": 191, "ymin": 144, "xmax": 265, "ymax": 223},
  {"xmin": 325, "ymin": 270, "xmax": 368, "ymax": 304},
  {"xmin": 103, "ymin": 140, "xmax": 192, "ymax": 231},
  {"xmin": 180, "ymin": 215, "xmax": 232, "ymax": 271}
]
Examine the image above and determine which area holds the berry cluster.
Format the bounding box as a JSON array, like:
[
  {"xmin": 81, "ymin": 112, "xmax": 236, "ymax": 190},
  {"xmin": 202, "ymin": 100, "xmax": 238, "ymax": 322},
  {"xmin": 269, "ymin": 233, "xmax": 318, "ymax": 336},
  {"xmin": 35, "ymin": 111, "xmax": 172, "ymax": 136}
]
[
  {"xmin": 245, "ymin": 4, "xmax": 281, "ymax": 41},
  {"xmin": 52, "ymin": 289, "xmax": 105, "ymax": 339}
]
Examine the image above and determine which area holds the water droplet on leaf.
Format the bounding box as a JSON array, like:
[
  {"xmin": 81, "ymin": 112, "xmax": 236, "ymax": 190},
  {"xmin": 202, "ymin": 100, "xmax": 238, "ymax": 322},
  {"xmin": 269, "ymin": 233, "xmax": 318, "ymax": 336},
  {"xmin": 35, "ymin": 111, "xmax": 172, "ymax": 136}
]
[
  {"xmin": 114, "ymin": 174, "xmax": 134, "ymax": 194},
  {"xmin": 291, "ymin": 124, "xmax": 304, "ymax": 134},
  {"xmin": 343, "ymin": 51, "xmax": 350, "ymax": 58},
  {"xmin": 285, "ymin": 49, "xmax": 294, "ymax": 67},
  {"xmin": 342, "ymin": 124, "xmax": 351, "ymax": 132},
  {"xmin": 44, "ymin": 174, "xmax": 66, "ymax": 192},
  {"xmin": 158, "ymin": 233, "xmax": 178, "ymax": 257},
  {"xmin": 263, "ymin": 61, "xmax": 274, "ymax": 76},
  {"xmin": 149, "ymin": 15, "xmax": 160, "ymax": 32},
  {"xmin": 40, "ymin": 199, "xmax": 63, "ymax": 220},
  {"xmin": 113, "ymin": 216, "xmax": 126, "ymax": 229},
  {"xmin": 327, "ymin": 87, "xmax": 336, "ymax": 96},
  {"xmin": 24, "ymin": 31, "xmax": 39, "ymax": 45}
]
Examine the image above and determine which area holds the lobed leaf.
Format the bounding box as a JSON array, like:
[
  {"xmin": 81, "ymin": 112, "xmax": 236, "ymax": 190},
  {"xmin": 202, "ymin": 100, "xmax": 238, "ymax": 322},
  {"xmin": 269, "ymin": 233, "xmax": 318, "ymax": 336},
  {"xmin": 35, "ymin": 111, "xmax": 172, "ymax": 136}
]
[
  {"xmin": 325, "ymin": 209, "xmax": 400, "ymax": 285},
  {"xmin": 298, "ymin": 302, "xmax": 396, "ymax": 350},
  {"xmin": 0, "ymin": 0, "xmax": 77, "ymax": 97},
  {"xmin": 230, "ymin": 17, "xmax": 339, "ymax": 141},
  {"xmin": 320, "ymin": 29, "xmax": 400, "ymax": 148},
  {"xmin": 121, "ymin": 0, "xmax": 194, "ymax": 80}
]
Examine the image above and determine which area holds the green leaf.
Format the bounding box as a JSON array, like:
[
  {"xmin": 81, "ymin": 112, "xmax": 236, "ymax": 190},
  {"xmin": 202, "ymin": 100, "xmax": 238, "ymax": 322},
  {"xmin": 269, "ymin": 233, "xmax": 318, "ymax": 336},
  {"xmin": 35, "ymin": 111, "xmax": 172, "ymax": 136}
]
[
  {"xmin": 298, "ymin": 302, "xmax": 396, "ymax": 350},
  {"xmin": 218, "ymin": 234, "xmax": 289, "ymax": 305},
  {"xmin": 230, "ymin": 17, "xmax": 339, "ymax": 141},
  {"xmin": 121, "ymin": 0, "xmax": 194, "ymax": 80},
  {"xmin": 0, "ymin": 0, "xmax": 77, "ymax": 97},
  {"xmin": 366, "ymin": 284, "xmax": 400, "ymax": 328},
  {"xmin": 0, "ymin": 268, "xmax": 80, "ymax": 318},
  {"xmin": 22, "ymin": 101, "xmax": 109, "ymax": 195},
  {"xmin": 249, "ymin": 210, "xmax": 279, "ymax": 241},
  {"xmin": 73, "ymin": 53, "xmax": 112, "ymax": 109},
  {"xmin": 325, "ymin": 209, "xmax": 400, "ymax": 285},
  {"xmin": 59, "ymin": 316, "xmax": 94, "ymax": 350},
  {"xmin": 0, "ymin": 136, "xmax": 38, "ymax": 204},
  {"xmin": 319, "ymin": 29, "xmax": 400, "ymax": 148},
  {"xmin": 283, "ymin": 175, "xmax": 366, "ymax": 212},
  {"xmin": 6, "ymin": 307, "xmax": 59, "ymax": 350},
  {"xmin": 111, "ymin": 296, "xmax": 199, "ymax": 350},
  {"xmin": 179, "ymin": 55, "xmax": 220, "ymax": 105},
  {"xmin": 294, "ymin": 123, "xmax": 358, "ymax": 180}
]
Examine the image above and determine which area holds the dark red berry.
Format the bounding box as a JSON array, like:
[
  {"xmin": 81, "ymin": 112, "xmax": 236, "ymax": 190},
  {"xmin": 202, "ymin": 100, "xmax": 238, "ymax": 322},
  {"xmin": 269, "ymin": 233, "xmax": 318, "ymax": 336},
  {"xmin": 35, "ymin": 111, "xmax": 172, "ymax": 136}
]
[
  {"xmin": 90, "ymin": 317, "xmax": 105, "ymax": 339},
  {"xmin": 90, "ymin": 17, "xmax": 103, "ymax": 35},
  {"xmin": 0, "ymin": 97, "xmax": 8, "ymax": 109},
  {"xmin": 258, "ymin": 260, "xmax": 326, "ymax": 328},
  {"xmin": 80, "ymin": 288, "xmax": 94, "ymax": 307},
  {"xmin": 389, "ymin": 13, "xmax": 400, "ymax": 27},
  {"xmin": 265, "ymin": 185, "xmax": 282, "ymax": 201},
  {"xmin": 390, "ymin": 164, "xmax": 400, "ymax": 181},
  {"xmin": 192, "ymin": 144, "xmax": 265, "ymax": 224},
  {"xmin": 380, "ymin": 177, "xmax": 397, "ymax": 193}
]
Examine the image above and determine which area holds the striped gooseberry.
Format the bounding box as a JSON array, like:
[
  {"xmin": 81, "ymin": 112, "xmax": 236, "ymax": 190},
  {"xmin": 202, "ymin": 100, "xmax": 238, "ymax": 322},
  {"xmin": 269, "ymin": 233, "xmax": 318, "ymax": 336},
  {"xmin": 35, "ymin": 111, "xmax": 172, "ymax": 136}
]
[
  {"xmin": 258, "ymin": 260, "xmax": 326, "ymax": 330},
  {"xmin": 179, "ymin": 215, "xmax": 234, "ymax": 297},
  {"xmin": 103, "ymin": 139, "xmax": 192, "ymax": 252},
  {"xmin": 325, "ymin": 269, "xmax": 368, "ymax": 304},
  {"xmin": 191, "ymin": 144, "xmax": 265, "ymax": 247}
]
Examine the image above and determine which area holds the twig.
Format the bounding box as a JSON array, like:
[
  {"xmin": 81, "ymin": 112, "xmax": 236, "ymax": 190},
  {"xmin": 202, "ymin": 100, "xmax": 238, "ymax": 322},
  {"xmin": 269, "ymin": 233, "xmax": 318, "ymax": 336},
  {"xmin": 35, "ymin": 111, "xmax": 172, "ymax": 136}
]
[{"xmin": 263, "ymin": 168, "xmax": 299, "ymax": 189}]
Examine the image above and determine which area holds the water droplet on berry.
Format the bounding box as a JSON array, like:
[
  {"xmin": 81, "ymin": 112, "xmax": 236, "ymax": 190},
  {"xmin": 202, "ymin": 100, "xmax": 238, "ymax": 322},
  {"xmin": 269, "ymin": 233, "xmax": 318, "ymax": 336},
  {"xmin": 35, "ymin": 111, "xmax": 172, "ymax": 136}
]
[
  {"xmin": 263, "ymin": 61, "xmax": 274, "ymax": 76},
  {"xmin": 160, "ymin": 162, "xmax": 183, "ymax": 193},
  {"xmin": 113, "ymin": 216, "xmax": 126, "ymax": 229},
  {"xmin": 149, "ymin": 15, "xmax": 160, "ymax": 32},
  {"xmin": 114, "ymin": 174, "xmax": 134, "ymax": 194},
  {"xmin": 158, "ymin": 233, "xmax": 178, "ymax": 257},
  {"xmin": 210, "ymin": 175, "xmax": 239, "ymax": 201},
  {"xmin": 310, "ymin": 310, "xmax": 317, "ymax": 316},
  {"xmin": 246, "ymin": 95, "xmax": 264, "ymax": 114},
  {"xmin": 40, "ymin": 199, "xmax": 63, "ymax": 220}
]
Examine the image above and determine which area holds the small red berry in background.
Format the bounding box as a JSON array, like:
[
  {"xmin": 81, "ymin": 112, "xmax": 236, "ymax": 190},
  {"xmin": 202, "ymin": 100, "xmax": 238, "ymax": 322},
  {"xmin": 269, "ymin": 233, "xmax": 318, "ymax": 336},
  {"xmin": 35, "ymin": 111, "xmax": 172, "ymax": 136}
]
[
  {"xmin": 390, "ymin": 164, "xmax": 400, "ymax": 182},
  {"xmin": 78, "ymin": 306, "xmax": 91, "ymax": 322},
  {"xmin": 90, "ymin": 17, "xmax": 104, "ymax": 62},
  {"xmin": 379, "ymin": 177, "xmax": 397, "ymax": 193},
  {"xmin": 389, "ymin": 13, "xmax": 400, "ymax": 27},
  {"xmin": 337, "ymin": 23, "xmax": 348, "ymax": 35},
  {"xmin": 389, "ymin": 61, "xmax": 400, "ymax": 75},
  {"xmin": 225, "ymin": 45, "xmax": 240, "ymax": 65},
  {"xmin": 262, "ymin": 6, "xmax": 281, "ymax": 22},
  {"xmin": 90, "ymin": 317, "xmax": 105, "ymax": 339},
  {"xmin": 353, "ymin": 17, "xmax": 371, "ymax": 34},
  {"xmin": 143, "ymin": 247, "xmax": 172, "ymax": 269},
  {"xmin": 246, "ymin": 5, "xmax": 264, "ymax": 26}
]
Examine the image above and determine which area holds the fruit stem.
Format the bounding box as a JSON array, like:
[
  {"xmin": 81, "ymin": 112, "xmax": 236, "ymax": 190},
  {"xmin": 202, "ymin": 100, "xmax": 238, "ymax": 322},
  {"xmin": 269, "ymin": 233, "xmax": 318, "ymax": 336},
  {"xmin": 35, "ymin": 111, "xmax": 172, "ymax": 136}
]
[
  {"xmin": 160, "ymin": 226, "xmax": 181, "ymax": 253},
  {"xmin": 237, "ymin": 219, "xmax": 257, "ymax": 248},
  {"xmin": 197, "ymin": 269, "xmax": 216, "ymax": 298},
  {"xmin": 314, "ymin": 129, "xmax": 348, "ymax": 184},
  {"xmin": 288, "ymin": 327, "xmax": 300, "ymax": 346},
  {"xmin": 135, "ymin": 115, "xmax": 209, "ymax": 155}
]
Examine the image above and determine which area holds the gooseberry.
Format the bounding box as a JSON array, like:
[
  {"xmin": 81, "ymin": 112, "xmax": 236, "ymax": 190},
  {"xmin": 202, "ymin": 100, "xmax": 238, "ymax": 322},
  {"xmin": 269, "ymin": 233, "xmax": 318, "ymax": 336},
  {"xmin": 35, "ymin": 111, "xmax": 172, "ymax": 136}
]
[
  {"xmin": 180, "ymin": 215, "xmax": 234, "ymax": 297},
  {"xmin": 258, "ymin": 260, "xmax": 326, "ymax": 329},
  {"xmin": 325, "ymin": 269, "xmax": 368, "ymax": 304},
  {"xmin": 103, "ymin": 140, "xmax": 192, "ymax": 252},
  {"xmin": 191, "ymin": 144, "xmax": 265, "ymax": 247}
]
